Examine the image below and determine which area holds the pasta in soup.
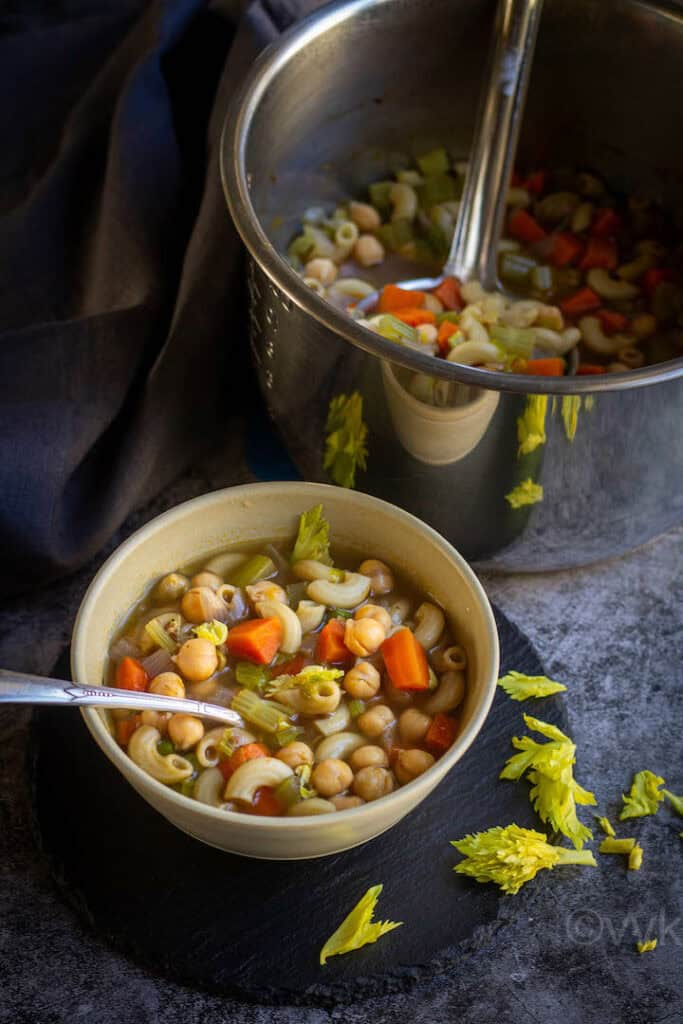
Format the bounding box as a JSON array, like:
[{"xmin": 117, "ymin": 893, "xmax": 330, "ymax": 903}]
[{"xmin": 107, "ymin": 506, "xmax": 467, "ymax": 817}]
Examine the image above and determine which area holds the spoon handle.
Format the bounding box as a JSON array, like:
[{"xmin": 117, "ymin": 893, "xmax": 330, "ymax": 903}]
[
  {"xmin": 0, "ymin": 669, "xmax": 242, "ymax": 726},
  {"xmin": 445, "ymin": 0, "xmax": 544, "ymax": 288}
]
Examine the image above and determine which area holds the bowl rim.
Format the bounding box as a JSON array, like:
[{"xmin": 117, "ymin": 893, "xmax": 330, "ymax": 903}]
[
  {"xmin": 220, "ymin": 0, "xmax": 683, "ymax": 397},
  {"xmin": 73, "ymin": 481, "xmax": 500, "ymax": 831}
]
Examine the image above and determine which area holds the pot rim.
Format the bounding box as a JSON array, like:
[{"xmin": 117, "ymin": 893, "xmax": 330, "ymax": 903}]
[{"xmin": 220, "ymin": 0, "xmax": 683, "ymax": 396}]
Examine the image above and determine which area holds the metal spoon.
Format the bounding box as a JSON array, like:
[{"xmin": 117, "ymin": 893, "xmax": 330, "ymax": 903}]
[
  {"xmin": 359, "ymin": 0, "xmax": 544, "ymax": 307},
  {"xmin": 0, "ymin": 668, "xmax": 242, "ymax": 726}
]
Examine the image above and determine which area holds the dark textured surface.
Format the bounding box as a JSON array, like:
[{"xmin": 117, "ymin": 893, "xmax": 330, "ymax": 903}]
[
  {"xmin": 30, "ymin": 610, "xmax": 563, "ymax": 1004},
  {"xmin": 0, "ymin": 427, "xmax": 681, "ymax": 1023}
]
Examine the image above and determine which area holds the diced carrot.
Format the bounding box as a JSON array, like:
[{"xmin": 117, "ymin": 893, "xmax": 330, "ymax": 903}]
[
  {"xmin": 424, "ymin": 713, "xmax": 459, "ymax": 754},
  {"xmin": 550, "ymin": 232, "xmax": 583, "ymax": 268},
  {"xmin": 227, "ymin": 618, "xmax": 283, "ymax": 665},
  {"xmin": 432, "ymin": 276, "xmax": 463, "ymax": 311},
  {"xmin": 508, "ymin": 208, "xmax": 546, "ymax": 244},
  {"xmin": 274, "ymin": 653, "xmax": 306, "ymax": 677},
  {"xmin": 377, "ymin": 284, "xmax": 426, "ymax": 313},
  {"xmin": 577, "ymin": 363, "xmax": 607, "ymax": 375},
  {"xmin": 524, "ymin": 358, "xmax": 566, "ymax": 376},
  {"xmin": 579, "ymin": 237, "xmax": 618, "ymax": 271},
  {"xmin": 115, "ymin": 656, "xmax": 149, "ymax": 692},
  {"xmin": 248, "ymin": 786, "xmax": 283, "ymax": 817},
  {"xmin": 590, "ymin": 208, "xmax": 621, "ymax": 238},
  {"xmin": 523, "ymin": 170, "xmax": 546, "ymax": 195},
  {"xmin": 218, "ymin": 741, "xmax": 270, "ymax": 781},
  {"xmin": 393, "ymin": 307, "xmax": 437, "ymax": 327},
  {"xmin": 559, "ymin": 287, "xmax": 601, "ymax": 317},
  {"xmin": 437, "ymin": 319, "xmax": 461, "ymax": 355},
  {"xmin": 115, "ymin": 714, "xmax": 142, "ymax": 746},
  {"xmin": 381, "ymin": 628, "xmax": 430, "ymax": 691},
  {"xmin": 597, "ymin": 308, "xmax": 628, "ymax": 334},
  {"xmin": 641, "ymin": 267, "xmax": 674, "ymax": 299},
  {"xmin": 316, "ymin": 618, "xmax": 353, "ymax": 665}
]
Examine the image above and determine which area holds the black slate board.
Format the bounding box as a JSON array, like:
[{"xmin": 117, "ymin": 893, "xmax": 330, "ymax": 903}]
[{"xmin": 30, "ymin": 608, "xmax": 568, "ymax": 1005}]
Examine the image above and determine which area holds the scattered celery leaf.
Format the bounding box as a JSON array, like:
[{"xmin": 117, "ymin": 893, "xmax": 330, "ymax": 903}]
[
  {"xmin": 517, "ymin": 395, "xmax": 548, "ymax": 456},
  {"xmin": 451, "ymin": 824, "xmax": 596, "ymax": 895},
  {"xmin": 561, "ymin": 395, "xmax": 582, "ymax": 442},
  {"xmin": 319, "ymin": 885, "xmax": 402, "ymax": 965},
  {"xmin": 594, "ymin": 815, "xmax": 616, "ymax": 837},
  {"xmin": 620, "ymin": 770, "xmax": 665, "ymax": 820},
  {"xmin": 663, "ymin": 790, "xmax": 683, "ymax": 817},
  {"xmin": 323, "ymin": 392, "xmax": 369, "ymax": 489},
  {"xmin": 498, "ymin": 671, "xmax": 567, "ymax": 701},
  {"xmin": 291, "ymin": 505, "xmax": 332, "ymax": 565},
  {"xmin": 599, "ymin": 837, "xmax": 635, "ymax": 855},
  {"xmin": 194, "ymin": 620, "xmax": 228, "ymax": 646},
  {"xmin": 637, "ymin": 938, "xmax": 657, "ymax": 953},
  {"xmin": 500, "ymin": 715, "xmax": 595, "ymax": 849},
  {"xmin": 506, "ymin": 478, "xmax": 543, "ymax": 509},
  {"xmin": 628, "ymin": 844, "xmax": 643, "ymax": 871}
]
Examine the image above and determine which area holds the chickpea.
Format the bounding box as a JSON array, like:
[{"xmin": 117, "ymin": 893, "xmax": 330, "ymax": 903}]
[
  {"xmin": 173, "ymin": 638, "xmax": 218, "ymax": 682},
  {"xmin": 304, "ymin": 257, "xmax": 338, "ymax": 285},
  {"xmin": 191, "ymin": 570, "xmax": 223, "ymax": 590},
  {"xmin": 311, "ymin": 758, "xmax": 354, "ymax": 798},
  {"xmin": 398, "ymin": 708, "xmax": 432, "ymax": 745},
  {"xmin": 355, "ymin": 603, "xmax": 392, "ymax": 633},
  {"xmin": 181, "ymin": 586, "xmax": 218, "ymax": 624},
  {"xmin": 141, "ymin": 710, "xmax": 171, "ymax": 733},
  {"xmin": 153, "ymin": 572, "xmax": 189, "ymax": 603},
  {"xmin": 394, "ymin": 749, "xmax": 435, "ymax": 785},
  {"xmin": 353, "ymin": 765, "xmax": 395, "ymax": 802},
  {"xmin": 331, "ymin": 795, "xmax": 365, "ymax": 811},
  {"xmin": 357, "ymin": 704, "xmax": 395, "ymax": 738},
  {"xmin": 149, "ymin": 672, "xmax": 185, "ymax": 699},
  {"xmin": 359, "ymin": 559, "xmax": 394, "ymax": 596},
  {"xmin": 349, "ymin": 200, "xmax": 381, "ymax": 232},
  {"xmin": 344, "ymin": 617, "xmax": 386, "ymax": 657},
  {"xmin": 353, "ymin": 234, "xmax": 385, "ymax": 267},
  {"xmin": 349, "ymin": 745, "xmax": 389, "ymax": 771},
  {"xmin": 246, "ymin": 580, "xmax": 287, "ymax": 605},
  {"xmin": 276, "ymin": 741, "xmax": 314, "ymax": 769},
  {"xmin": 168, "ymin": 713, "xmax": 204, "ymax": 751},
  {"xmin": 343, "ymin": 661, "xmax": 381, "ymax": 700}
]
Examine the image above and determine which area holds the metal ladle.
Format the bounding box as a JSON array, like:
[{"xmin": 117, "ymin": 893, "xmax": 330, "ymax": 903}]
[
  {"xmin": 359, "ymin": 0, "xmax": 544, "ymax": 304},
  {"xmin": 0, "ymin": 668, "xmax": 242, "ymax": 726}
]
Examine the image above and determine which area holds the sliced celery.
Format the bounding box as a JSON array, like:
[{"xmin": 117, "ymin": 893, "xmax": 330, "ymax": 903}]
[
  {"xmin": 144, "ymin": 616, "xmax": 179, "ymax": 654},
  {"xmin": 377, "ymin": 224, "xmax": 397, "ymax": 252},
  {"xmin": 275, "ymin": 775, "xmax": 303, "ymax": 808},
  {"xmin": 417, "ymin": 174, "xmax": 458, "ymax": 207},
  {"xmin": 499, "ymin": 252, "xmax": 538, "ymax": 286},
  {"xmin": 231, "ymin": 689, "xmax": 293, "ymax": 733},
  {"xmin": 348, "ymin": 699, "xmax": 366, "ymax": 719},
  {"xmin": 229, "ymin": 554, "xmax": 275, "ymax": 588},
  {"xmin": 217, "ymin": 729, "xmax": 236, "ymax": 759},
  {"xmin": 436, "ymin": 311, "xmax": 461, "ymax": 325},
  {"xmin": 375, "ymin": 315, "xmax": 419, "ymax": 346},
  {"xmin": 490, "ymin": 324, "xmax": 536, "ymax": 358},
  {"xmin": 368, "ymin": 181, "xmax": 393, "ymax": 211},
  {"xmin": 157, "ymin": 739, "xmax": 174, "ymax": 756},
  {"xmin": 235, "ymin": 661, "xmax": 270, "ymax": 692},
  {"xmin": 530, "ymin": 265, "xmax": 553, "ymax": 292},
  {"xmin": 392, "ymin": 218, "xmax": 415, "ymax": 246},
  {"xmin": 417, "ymin": 148, "xmax": 450, "ymax": 177},
  {"xmin": 272, "ymin": 725, "xmax": 305, "ymax": 748}
]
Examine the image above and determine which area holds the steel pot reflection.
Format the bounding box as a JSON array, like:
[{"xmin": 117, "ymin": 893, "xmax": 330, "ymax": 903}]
[{"xmin": 222, "ymin": 0, "xmax": 683, "ymax": 571}]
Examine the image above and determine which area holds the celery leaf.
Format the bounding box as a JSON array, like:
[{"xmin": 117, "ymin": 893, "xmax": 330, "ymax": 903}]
[
  {"xmin": 620, "ymin": 770, "xmax": 665, "ymax": 820},
  {"xmin": 291, "ymin": 505, "xmax": 332, "ymax": 565},
  {"xmin": 320, "ymin": 885, "xmax": 402, "ymax": 964},
  {"xmin": 498, "ymin": 671, "xmax": 567, "ymax": 701}
]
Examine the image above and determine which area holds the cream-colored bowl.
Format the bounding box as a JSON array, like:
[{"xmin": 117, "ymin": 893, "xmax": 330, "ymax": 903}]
[{"xmin": 72, "ymin": 482, "xmax": 499, "ymax": 859}]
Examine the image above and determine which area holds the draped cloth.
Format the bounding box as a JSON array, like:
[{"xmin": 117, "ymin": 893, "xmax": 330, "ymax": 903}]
[{"xmin": 0, "ymin": 0, "xmax": 316, "ymax": 597}]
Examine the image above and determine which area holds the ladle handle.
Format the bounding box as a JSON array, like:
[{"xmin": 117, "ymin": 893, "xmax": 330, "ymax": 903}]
[
  {"xmin": 0, "ymin": 668, "xmax": 241, "ymax": 725},
  {"xmin": 445, "ymin": 0, "xmax": 544, "ymax": 288}
]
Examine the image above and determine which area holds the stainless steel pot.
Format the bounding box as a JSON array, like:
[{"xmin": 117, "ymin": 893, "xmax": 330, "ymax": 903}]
[{"xmin": 222, "ymin": 0, "xmax": 683, "ymax": 571}]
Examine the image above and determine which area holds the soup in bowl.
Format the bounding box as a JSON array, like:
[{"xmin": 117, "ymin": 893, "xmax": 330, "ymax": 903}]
[{"xmin": 73, "ymin": 482, "xmax": 499, "ymax": 858}]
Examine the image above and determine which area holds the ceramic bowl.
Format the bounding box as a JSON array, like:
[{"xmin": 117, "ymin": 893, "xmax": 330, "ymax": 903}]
[{"xmin": 72, "ymin": 482, "xmax": 499, "ymax": 859}]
